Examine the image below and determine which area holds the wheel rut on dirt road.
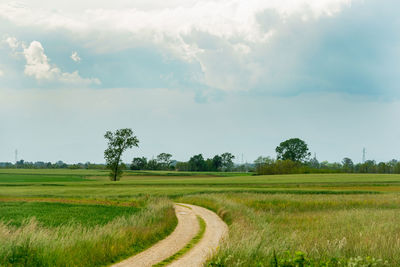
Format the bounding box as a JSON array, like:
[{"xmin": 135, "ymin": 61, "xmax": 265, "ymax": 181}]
[{"xmin": 111, "ymin": 203, "xmax": 228, "ymax": 267}]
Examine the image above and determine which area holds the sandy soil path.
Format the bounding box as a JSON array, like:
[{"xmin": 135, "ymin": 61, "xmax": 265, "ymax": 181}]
[
  {"xmin": 112, "ymin": 204, "xmax": 199, "ymax": 267},
  {"xmin": 111, "ymin": 203, "xmax": 228, "ymax": 267},
  {"xmin": 168, "ymin": 203, "xmax": 228, "ymax": 267}
]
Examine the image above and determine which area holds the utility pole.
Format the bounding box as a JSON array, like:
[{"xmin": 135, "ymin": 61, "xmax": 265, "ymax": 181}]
[
  {"xmin": 15, "ymin": 149, "xmax": 18, "ymax": 164},
  {"xmin": 362, "ymin": 148, "xmax": 366, "ymax": 163}
]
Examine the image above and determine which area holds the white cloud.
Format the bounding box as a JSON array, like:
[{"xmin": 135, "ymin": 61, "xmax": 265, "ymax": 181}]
[
  {"xmin": 5, "ymin": 36, "xmax": 20, "ymax": 50},
  {"xmin": 70, "ymin": 51, "xmax": 81, "ymax": 62},
  {"xmin": 0, "ymin": 1, "xmax": 353, "ymax": 49},
  {"xmin": 23, "ymin": 41, "xmax": 54, "ymax": 80},
  {"xmin": 0, "ymin": 69, "xmax": 3, "ymax": 77},
  {"xmin": 23, "ymin": 41, "xmax": 100, "ymax": 85},
  {"xmin": 0, "ymin": 0, "xmax": 354, "ymax": 91}
]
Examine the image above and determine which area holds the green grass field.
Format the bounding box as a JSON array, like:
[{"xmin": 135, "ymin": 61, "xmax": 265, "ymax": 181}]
[
  {"xmin": 1, "ymin": 169, "xmax": 400, "ymax": 266},
  {"xmin": 0, "ymin": 201, "xmax": 140, "ymax": 227}
]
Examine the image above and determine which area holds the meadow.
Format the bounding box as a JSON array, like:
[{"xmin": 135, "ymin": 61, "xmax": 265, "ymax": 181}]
[{"xmin": 1, "ymin": 169, "xmax": 400, "ymax": 266}]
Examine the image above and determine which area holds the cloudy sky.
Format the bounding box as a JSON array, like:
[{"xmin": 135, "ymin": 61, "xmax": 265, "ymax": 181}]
[{"xmin": 0, "ymin": 0, "xmax": 399, "ymax": 164}]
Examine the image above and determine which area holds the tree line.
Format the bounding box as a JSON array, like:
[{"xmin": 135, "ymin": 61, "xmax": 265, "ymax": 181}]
[
  {"xmin": 255, "ymin": 138, "xmax": 400, "ymax": 175},
  {"xmin": 0, "ymin": 160, "xmax": 106, "ymax": 170},
  {"xmin": 131, "ymin": 152, "xmax": 235, "ymax": 172},
  {"xmin": 2, "ymin": 129, "xmax": 399, "ymax": 180},
  {"xmin": 255, "ymin": 157, "xmax": 400, "ymax": 175}
]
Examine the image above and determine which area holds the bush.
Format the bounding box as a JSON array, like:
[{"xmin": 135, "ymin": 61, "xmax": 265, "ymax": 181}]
[{"xmin": 256, "ymin": 160, "xmax": 303, "ymax": 175}]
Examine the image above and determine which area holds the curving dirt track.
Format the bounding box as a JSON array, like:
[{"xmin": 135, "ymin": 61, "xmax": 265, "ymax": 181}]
[
  {"xmin": 111, "ymin": 203, "xmax": 228, "ymax": 267},
  {"xmin": 168, "ymin": 203, "xmax": 228, "ymax": 267}
]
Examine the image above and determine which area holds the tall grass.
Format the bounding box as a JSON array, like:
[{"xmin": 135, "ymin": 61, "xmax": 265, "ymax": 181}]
[
  {"xmin": 0, "ymin": 198, "xmax": 177, "ymax": 267},
  {"xmin": 177, "ymin": 193, "xmax": 400, "ymax": 266}
]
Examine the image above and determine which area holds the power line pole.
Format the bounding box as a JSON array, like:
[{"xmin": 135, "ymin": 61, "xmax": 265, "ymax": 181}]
[
  {"xmin": 362, "ymin": 148, "xmax": 366, "ymax": 163},
  {"xmin": 15, "ymin": 149, "xmax": 18, "ymax": 164}
]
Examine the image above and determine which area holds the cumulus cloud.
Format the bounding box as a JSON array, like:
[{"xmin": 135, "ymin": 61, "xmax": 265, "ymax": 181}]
[
  {"xmin": 2, "ymin": 0, "xmax": 396, "ymax": 96},
  {"xmin": 0, "ymin": 1, "xmax": 352, "ymax": 51},
  {"xmin": 70, "ymin": 51, "xmax": 81, "ymax": 62},
  {"xmin": 23, "ymin": 41, "xmax": 99, "ymax": 85},
  {"xmin": 4, "ymin": 36, "xmax": 20, "ymax": 50},
  {"xmin": 0, "ymin": 0, "xmax": 355, "ymax": 92}
]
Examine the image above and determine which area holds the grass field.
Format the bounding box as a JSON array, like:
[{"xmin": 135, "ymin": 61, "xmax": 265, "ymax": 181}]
[
  {"xmin": 0, "ymin": 201, "xmax": 140, "ymax": 227},
  {"xmin": 1, "ymin": 169, "xmax": 400, "ymax": 266}
]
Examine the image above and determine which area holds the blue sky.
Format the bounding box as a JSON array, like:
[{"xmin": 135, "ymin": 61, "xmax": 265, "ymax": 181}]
[{"xmin": 0, "ymin": 0, "xmax": 399, "ymax": 164}]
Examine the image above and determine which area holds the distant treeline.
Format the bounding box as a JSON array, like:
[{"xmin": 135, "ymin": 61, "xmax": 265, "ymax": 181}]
[
  {"xmin": 2, "ymin": 147, "xmax": 400, "ymax": 175},
  {"xmin": 2, "ymin": 158, "xmax": 400, "ymax": 175},
  {"xmin": 255, "ymin": 157, "xmax": 400, "ymax": 175},
  {"xmin": 0, "ymin": 152, "xmax": 239, "ymax": 172},
  {"xmin": 130, "ymin": 152, "xmax": 237, "ymax": 172},
  {"xmin": 0, "ymin": 160, "xmax": 106, "ymax": 170}
]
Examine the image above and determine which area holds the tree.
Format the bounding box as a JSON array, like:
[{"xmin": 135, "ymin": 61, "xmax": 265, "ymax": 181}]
[
  {"xmin": 395, "ymin": 162, "xmax": 400, "ymax": 174},
  {"xmin": 387, "ymin": 159, "xmax": 398, "ymax": 174},
  {"xmin": 342, "ymin": 157, "xmax": 354, "ymax": 173},
  {"xmin": 130, "ymin": 157, "xmax": 147, "ymax": 170},
  {"xmin": 147, "ymin": 159, "xmax": 160, "ymax": 170},
  {"xmin": 212, "ymin": 155, "xmax": 223, "ymax": 171},
  {"xmin": 104, "ymin": 128, "xmax": 139, "ymax": 181},
  {"xmin": 188, "ymin": 154, "xmax": 206, "ymax": 171},
  {"xmin": 275, "ymin": 138, "xmax": 311, "ymax": 163},
  {"xmin": 377, "ymin": 162, "xmax": 388, "ymax": 173},
  {"xmin": 254, "ymin": 156, "xmax": 271, "ymax": 167},
  {"xmin": 359, "ymin": 160, "xmax": 377, "ymax": 173},
  {"xmin": 157, "ymin": 153, "xmax": 173, "ymax": 170},
  {"xmin": 221, "ymin": 152, "xmax": 235, "ymax": 171}
]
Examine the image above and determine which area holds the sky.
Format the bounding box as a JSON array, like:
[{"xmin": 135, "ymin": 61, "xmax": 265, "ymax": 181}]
[{"xmin": 0, "ymin": 0, "xmax": 400, "ymax": 164}]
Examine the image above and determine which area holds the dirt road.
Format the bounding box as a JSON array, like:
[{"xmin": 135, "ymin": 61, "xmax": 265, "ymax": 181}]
[
  {"xmin": 111, "ymin": 203, "xmax": 228, "ymax": 267},
  {"xmin": 168, "ymin": 203, "xmax": 228, "ymax": 267}
]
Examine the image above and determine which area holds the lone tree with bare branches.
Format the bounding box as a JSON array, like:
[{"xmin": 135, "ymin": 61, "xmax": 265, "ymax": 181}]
[{"xmin": 104, "ymin": 128, "xmax": 139, "ymax": 181}]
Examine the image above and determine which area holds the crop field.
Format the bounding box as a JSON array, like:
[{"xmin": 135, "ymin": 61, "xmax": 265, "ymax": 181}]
[
  {"xmin": 1, "ymin": 169, "xmax": 400, "ymax": 266},
  {"xmin": 0, "ymin": 201, "xmax": 140, "ymax": 227}
]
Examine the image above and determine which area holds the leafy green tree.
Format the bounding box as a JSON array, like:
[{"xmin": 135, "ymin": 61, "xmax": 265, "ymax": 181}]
[
  {"xmin": 342, "ymin": 157, "xmax": 354, "ymax": 173},
  {"xmin": 104, "ymin": 128, "xmax": 139, "ymax": 181},
  {"xmin": 130, "ymin": 157, "xmax": 147, "ymax": 170},
  {"xmin": 205, "ymin": 158, "xmax": 214, "ymax": 171},
  {"xmin": 188, "ymin": 154, "xmax": 206, "ymax": 171},
  {"xmin": 275, "ymin": 138, "xmax": 311, "ymax": 163},
  {"xmin": 377, "ymin": 162, "xmax": 388, "ymax": 173},
  {"xmin": 221, "ymin": 152, "xmax": 235, "ymax": 171},
  {"xmin": 157, "ymin": 153, "xmax": 173, "ymax": 170},
  {"xmin": 395, "ymin": 162, "xmax": 400, "ymax": 174},
  {"xmin": 212, "ymin": 155, "xmax": 223, "ymax": 171},
  {"xmin": 359, "ymin": 160, "xmax": 377, "ymax": 173},
  {"xmin": 147, "ymin": 159, "xmax": 160, "ymax": 170},
  {"xmin": 387, "ymin": 159, "xmax": 398, "ymax": 174}
]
